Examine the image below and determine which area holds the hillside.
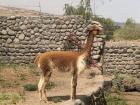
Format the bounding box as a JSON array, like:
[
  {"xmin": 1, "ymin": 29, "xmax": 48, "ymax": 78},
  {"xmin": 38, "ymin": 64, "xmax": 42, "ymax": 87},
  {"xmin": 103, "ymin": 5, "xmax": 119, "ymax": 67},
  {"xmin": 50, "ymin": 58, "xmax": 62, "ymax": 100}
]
[{"xmin": 0, "ymin": 5, "xmax": 49, "ymax": 16}]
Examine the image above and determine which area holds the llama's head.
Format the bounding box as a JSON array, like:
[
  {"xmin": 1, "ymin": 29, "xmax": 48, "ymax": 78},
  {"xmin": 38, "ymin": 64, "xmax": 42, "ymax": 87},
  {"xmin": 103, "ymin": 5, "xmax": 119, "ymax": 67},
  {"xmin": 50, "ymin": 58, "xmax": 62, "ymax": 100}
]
[{"xmin": 86, "ymin": 21, "xmax": 103, "ymax": 35}]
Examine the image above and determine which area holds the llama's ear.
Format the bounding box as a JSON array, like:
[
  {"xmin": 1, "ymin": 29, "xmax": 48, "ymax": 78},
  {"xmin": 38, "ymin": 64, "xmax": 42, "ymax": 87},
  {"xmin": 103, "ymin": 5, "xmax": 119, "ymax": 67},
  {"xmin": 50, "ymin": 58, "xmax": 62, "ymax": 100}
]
[{"xmin": 86, "ymin": 24, "xmax": 93, "ymax": 31}]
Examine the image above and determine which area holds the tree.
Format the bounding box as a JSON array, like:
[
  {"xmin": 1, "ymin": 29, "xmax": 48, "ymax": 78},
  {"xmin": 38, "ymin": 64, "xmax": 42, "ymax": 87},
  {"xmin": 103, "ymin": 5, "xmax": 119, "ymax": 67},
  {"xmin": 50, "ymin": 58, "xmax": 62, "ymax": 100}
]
[
  {"xmin": 80, "ymin": 0, "xmax": 92, "ymax": 14},
  {"xmin": 125, "ymin": 18, "xmax": 135, "ymax": 26},
  {"xmin": 64, "ymin": 0, "xmax": 118, "ymax": 40},
  {"xmin": 64, "ymin": 4, "xmax": 77, "ymax": 15},
  {"xmin": 64, "ymin": 0, "xmax": 93, "ymax": 20}
]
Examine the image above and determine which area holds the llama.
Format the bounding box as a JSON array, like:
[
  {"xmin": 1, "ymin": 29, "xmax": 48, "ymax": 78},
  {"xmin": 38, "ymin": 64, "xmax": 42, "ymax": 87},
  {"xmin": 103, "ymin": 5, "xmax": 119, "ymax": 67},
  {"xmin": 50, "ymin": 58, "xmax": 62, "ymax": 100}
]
[{"xmin": 34, "ymin": 21, "xmax": 103, "ymax": 102}]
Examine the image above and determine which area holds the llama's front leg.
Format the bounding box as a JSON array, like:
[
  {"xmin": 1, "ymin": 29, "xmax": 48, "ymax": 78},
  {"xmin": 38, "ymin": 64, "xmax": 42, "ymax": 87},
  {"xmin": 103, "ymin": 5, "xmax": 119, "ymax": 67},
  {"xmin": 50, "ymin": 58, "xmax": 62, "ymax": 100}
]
[{"xmin": 71, "ymin": 74, "xmax": 77, "ymax": 100}]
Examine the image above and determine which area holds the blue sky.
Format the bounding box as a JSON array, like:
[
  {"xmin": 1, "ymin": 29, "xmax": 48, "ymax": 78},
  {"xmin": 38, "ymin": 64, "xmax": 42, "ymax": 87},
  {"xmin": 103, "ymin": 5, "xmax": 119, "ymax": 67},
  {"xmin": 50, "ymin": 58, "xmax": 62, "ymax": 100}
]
[{"xmin": 0, "ymin": 0, "xmax": 140, "ymax": 23}]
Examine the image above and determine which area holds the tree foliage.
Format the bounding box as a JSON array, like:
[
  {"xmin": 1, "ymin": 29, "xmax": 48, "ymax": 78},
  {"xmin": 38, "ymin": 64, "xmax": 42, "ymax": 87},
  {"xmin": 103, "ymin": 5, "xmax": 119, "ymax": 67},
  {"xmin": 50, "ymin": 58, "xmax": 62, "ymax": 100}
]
[
  {"xmin": 64, "ymin": 1, "xmax": 93, "ymax": 21},
  {"xmin": 113, "ymin": 18, "xmax": 140, "ymax": 40},
  {"xmin": 125, "ymin": 18, "xmax": 135, "ymax": 26},
  {"xmin": 63, "ymin": 0, "xmax": 119, "ymax": 40}
]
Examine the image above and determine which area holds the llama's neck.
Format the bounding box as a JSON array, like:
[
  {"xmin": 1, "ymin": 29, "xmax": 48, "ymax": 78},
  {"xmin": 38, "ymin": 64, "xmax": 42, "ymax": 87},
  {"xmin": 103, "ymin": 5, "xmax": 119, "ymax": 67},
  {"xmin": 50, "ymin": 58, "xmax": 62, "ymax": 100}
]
[{"xmin": 81, "ymin": 32, "xmax": 96, "ymax": 57}]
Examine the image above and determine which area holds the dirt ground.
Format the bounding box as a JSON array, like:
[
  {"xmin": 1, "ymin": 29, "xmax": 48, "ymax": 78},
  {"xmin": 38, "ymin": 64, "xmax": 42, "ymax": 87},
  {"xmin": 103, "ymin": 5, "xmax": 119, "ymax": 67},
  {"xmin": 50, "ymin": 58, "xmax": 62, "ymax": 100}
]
[
  {"xmin": 0, "ymin": 66, "xmax": 140, "ymax": 105},
  {"xmin": 0, "ymin": 66, "xmax": 100, "ymax": 105}
]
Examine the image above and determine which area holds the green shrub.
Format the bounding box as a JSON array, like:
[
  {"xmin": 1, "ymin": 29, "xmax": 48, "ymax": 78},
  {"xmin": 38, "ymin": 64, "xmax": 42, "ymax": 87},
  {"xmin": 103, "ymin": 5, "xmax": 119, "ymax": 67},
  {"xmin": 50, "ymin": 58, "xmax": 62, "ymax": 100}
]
[
  {"xmin": 23, "ymin": 84, "xmax": 38, "ymax": 91},
  {"xmin": 112, "ymin": 74, "xmax": 125, "ymax": 92},
  {"xmin": 45, "ymin": 82, "xmax": 55, "ymax": 90},
  {"xmin": 112, "ymin": 73, "xmax": 136, "ymax": 92},
  {"xmin": 0, "ymin": 93, "xmax": 25, "ymax": 105},
  {"xmin": 105, "ymin": 91, "xmax": 127, "ymax": 105},
  {"xmin": 52, "ymin": 97, "xmax": 62, "ymax": 103},
  {"xmin": 23, "ymin": 82, "xmax": 55, "ymax": 91},
  {"xmin": 124, "ymin": 75, "xmax": 135, "ymax": 84}
]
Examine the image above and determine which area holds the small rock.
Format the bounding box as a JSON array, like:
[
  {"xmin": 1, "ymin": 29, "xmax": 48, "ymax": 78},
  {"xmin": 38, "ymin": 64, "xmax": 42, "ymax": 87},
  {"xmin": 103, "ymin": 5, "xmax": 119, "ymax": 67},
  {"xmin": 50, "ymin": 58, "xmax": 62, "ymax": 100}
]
[
  {"xmin": 57, "ymin": 47, "xmax": 61, "ymax": 50},
  {"xmin": 35, "ymin": 38, "xmax": 40, "ymax": 42},
  {"xmin": 127, "ymin": 49, "xmax": 133, "ymax": 53},
  {"xmin": 19, "ymin": 34, "xmax": 25, "ymax": 40},
  {"xmin": 14, "ymin": 38, "xmax": 19, "ymax": 43},
  {"xmin": 74, "ymin": 99, "xmax": 85, "ymax": 105},
  {"xmin": 136, "ymin": 73, "xmax": 140, "ymax": 78},
  {"xmin": 39, "ymin": 29, "xmax": 43, "ymax": 32},
  {"xmin": 1, "ymin": 30, "xmax": 7, "ymax": 35},
  {"xmin": 20, "ymin": 25, "xmax": 26, "ymax": 30},
  {"xmin": 7, "ymin": 29, "xmax": 15, "ymax": 36},
  {"xmin": 108, "ymin": 49, "xmax": 114, "ymax": 53},
  {"xmin": 125, "ymin": 65, "xmax": 131, "ymax": 69},
  {"xmin": 93, "ymin": 55, "xmax": 100, "ymax": 59},
  {"xmin": 9, "ymin": 16, "xmax": 16, "ymax": 20},
  {"xmin": 62, "ymin": 24, "xmax": 67, "ymax": 29},
  {"xmin": 34, "ymin": 27, "xmax": 39, "ymax": 32},
  {"xmin": 71, "ymin": 19, "xmax": 76, "ymax": 24},
  {"xmin": 35, "ymin": 33, "xmax": 39, "ymax": 36},
  {"xmin": 65, "ymin": 21, "xmax": 69, "ymax": 25},
  {"xmin": 25, "ymin": 37, "xmax": 30, "ymax": 41},
  {"xmin": 7, "ymin": 38, "xmax": 12, "ymax": 43},
  {"xmin": 135, "ymin": 54, "xmax": 140, "ymax": 58},
  {"xmin": 56, "ymin": 25, "xmax": 62, "ymax": 29},
  {"xmin": 118, "ymin": 49, "xmax": 124, "ymax": 53},
  {"xmin": 52, "ymin": 24, "xmax": 56, "ymax": 28},
  {"xmin": 134, "ymin": 65, "xmax": 140, "ymax": 69},
  {"xmin": 76, "ymin": 32, "xmax": 82, "ymax": 36},
  {"xmin": 80, "ymin": 36, "xmax": 85, "ymax": 40},
  {"xmin": 68, "ymin": 24, "xmax": 73, "ymax": 28},
  {"xmin": 135, "ymin": 84, "xmax": 140, "ymax": 92},
  {"xmin": 30, "ymin": 30, "xmax": 34, "ymax": 34},
  {"xmin": 98, "ymin": 38, "xmax": 103, "ymax": 42},
  {"xmin": 134, "ymin": 49, "xmax": 140, "ymax": 54},
  {"xmin": 24, "ymin": 20, "xmax": 28, "ymax": 25}
]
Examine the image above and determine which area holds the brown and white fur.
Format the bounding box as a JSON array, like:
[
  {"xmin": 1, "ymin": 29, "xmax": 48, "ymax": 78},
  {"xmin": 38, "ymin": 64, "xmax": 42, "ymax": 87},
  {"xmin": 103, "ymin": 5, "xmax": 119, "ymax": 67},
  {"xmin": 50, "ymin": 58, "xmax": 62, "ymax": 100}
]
[{"xmin": 34, "ymin": 21, "xmax": 103, "ymax": 102}]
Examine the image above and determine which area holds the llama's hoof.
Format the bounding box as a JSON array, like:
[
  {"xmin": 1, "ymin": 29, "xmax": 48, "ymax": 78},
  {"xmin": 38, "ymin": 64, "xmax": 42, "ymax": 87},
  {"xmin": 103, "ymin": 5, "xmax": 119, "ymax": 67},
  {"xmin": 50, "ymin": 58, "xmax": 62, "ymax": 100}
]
[
  {"xmin": 40, "ymin": 99, "xmax": 44, "ymax": 102},
  {"xmin": 70, "ymin": 97, "xmax": 76, "ymax": 101},
  {"xmin": 40, "ymin": 99, "xmax": 48, "ymax": 103},
  {"xmin": 39, "ymin": 99, "xmax": 43, "ymax": 104},
  {"xmin": 44, "ymin": 98, "xmax": 48, "ymax": 103}
]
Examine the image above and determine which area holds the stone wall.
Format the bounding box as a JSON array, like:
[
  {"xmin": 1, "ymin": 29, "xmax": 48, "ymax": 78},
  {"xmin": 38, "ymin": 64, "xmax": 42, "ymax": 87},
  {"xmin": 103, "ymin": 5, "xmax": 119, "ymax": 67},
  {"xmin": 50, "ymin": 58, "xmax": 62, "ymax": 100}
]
[
  {"xmin": 0, "ymin": 16, "xmax": 139, "ymax": 75},
  {"xmin": 103, "ymin": 41, "xmax": 140, "ymax": 75},
  {"xmin": 0, "ymin": 16, "xmax": 105, "ymax": 64}
]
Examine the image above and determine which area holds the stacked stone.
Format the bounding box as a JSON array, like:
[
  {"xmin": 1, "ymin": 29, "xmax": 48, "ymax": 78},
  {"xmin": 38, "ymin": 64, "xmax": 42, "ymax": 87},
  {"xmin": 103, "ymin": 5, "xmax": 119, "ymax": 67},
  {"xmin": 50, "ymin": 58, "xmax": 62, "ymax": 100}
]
[
  {"xmin": 92, "ymin": 35, "xmax": 106, "ymax": 61},
  {"xmin": 103, "ymin": 41, "xmax": 140, "ymax": 75},
  {"xmin": 0, "ymin": 16, "xmax": 104, "ymax": 64}
]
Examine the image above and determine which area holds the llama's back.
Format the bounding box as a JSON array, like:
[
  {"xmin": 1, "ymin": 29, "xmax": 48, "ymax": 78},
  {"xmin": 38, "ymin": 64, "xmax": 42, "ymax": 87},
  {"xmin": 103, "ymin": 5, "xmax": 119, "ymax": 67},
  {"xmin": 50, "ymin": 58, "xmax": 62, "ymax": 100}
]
[{"xmin": 35, "ymin": 51, "xmax": 80, "ymax": 72}]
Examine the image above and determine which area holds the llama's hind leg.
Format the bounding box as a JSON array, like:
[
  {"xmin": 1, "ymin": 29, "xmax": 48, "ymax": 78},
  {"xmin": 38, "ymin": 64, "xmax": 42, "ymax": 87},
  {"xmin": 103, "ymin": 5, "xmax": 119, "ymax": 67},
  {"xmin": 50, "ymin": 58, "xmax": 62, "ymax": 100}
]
[
  {"xmin": 38, "ymin": 74, "xmax": 45, "ymax": 102},
  {"xmin": 42, "ymin": 71, "xmax": 52, "ymax": 102},
  {"xmin": 38, "ymin": 71, "xmax": 52, "ymax": 103}
]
